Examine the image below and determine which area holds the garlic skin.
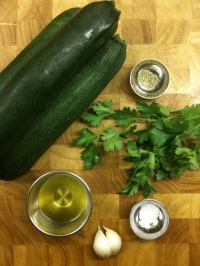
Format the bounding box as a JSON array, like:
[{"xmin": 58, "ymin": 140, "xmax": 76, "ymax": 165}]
[
  {"xmin": 103, "ymin": 226, "xmax": 122, "ymax": 255},
  {"xmin": 93, "ymin": 226, "xmax": 111, "ymax": 259}
]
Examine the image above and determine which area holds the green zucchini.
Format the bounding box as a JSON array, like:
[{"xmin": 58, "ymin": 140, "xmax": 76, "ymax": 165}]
[
  {"xmin": 0, "ymin": 1, "xmax": 120, "ymax": 158},
  {"xmin": 0, "ymin": 34, "xmax": 126, "ymax": 180},
  {"xmin": 0, "ymin": 7, "xmax": 80, "ymax": 89},
  {"xmin": 0, "ymin": 7, "xmax": 80, "ymax": 159}
]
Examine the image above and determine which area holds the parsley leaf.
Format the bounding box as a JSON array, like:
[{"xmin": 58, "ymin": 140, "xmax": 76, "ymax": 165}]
[
  {"xmin": 119, "ymin": 182, "xmax": 140, "ymax": 197},
  {"xmin": 149, "ymin": 127, "xmax": 175, "ymax": 148},
  {"xmin": 136, "ymin": 129, "xmax": 150, "ymax": 144},
  {"xmin": 92, "ymin": 100, "xmax": 114, "ymax": 114},
  {"xmin": 165, "ymin": 118, "xmax": 189, "ymax": 133},
  {"xmin": 181, "ymin": 103, "xmax": 200, "ymax": 119},
  {"xmin": 72, "ymin": 128, "xmax": 96, "ymax": 147},
  {"xmin": 195, "ymin": 126, "xmax": 200, "ymax": 140},
  {"xmin": 156, "ymin": 169, "xmax": 168, "ymax": 181},
  {"xmin": 175, "ymin": 147, "xmax": 199, "ymax": 169},
  {"xmin": 121, "ymin": 125, "xmax": 137, "ymax": 138},
  {"xmin": 136, "ymin": 101, "xmax": 161, "ymax": 118},
  {"xmin": 82, "ymin": 100, "xmax": 115, "ymax": 126},
  {"xmin": 159, "ymin": 105, "xmax": 171, "ymax": 117},
  {"xmin": 101, "ymin": 128, "xmax": 123, "ymax": 151},
  {"xmin": 82, "ymin": 112, "xmax": 108, "ymax": 127},
  {"xmin": 112, "ymin": 107, "xmax": 137, "ymax": 127},
  {"xmin": 81, "ymin": 144, "xmax": 101, "ymax": 170}
]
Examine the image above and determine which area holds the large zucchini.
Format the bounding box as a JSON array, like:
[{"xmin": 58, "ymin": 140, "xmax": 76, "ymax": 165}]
[
  {"xmin": 0, "ymin": 7, "xmax": 80, "ymax": 89},
  {"xmin": 0, "ymin": 7, "xmax": 80, "ymax": 159},
  {"xmin": 0, "ymin": 34, "xmax": 126, "ymax": 180},
  {"xmin": 0, "ymin": 1, "xmax": 120, "ymax": 158}
]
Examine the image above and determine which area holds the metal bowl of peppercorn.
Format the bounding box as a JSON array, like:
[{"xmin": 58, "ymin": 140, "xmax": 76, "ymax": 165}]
[{"xmin": 130, "ymin": 59, "xmax": 170, "ymax": 99}]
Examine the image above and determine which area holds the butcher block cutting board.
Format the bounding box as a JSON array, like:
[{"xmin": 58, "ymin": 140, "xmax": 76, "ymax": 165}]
[{"xmin": 0, "ymin": 0, "xmax": 200, "ymax": 265}]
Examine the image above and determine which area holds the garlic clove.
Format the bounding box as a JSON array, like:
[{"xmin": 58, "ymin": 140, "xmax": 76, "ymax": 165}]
[
  {"xmin": 93, "ymin": 226, "xmax": 111, "ymax": 259},
  {"xmin": 103, "ymin": 226, "xmax": 122, "ymax": 255}
]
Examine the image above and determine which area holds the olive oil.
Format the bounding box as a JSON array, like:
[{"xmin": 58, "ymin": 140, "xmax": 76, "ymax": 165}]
[{"xmin": 38, "ymin": 174, "xmax": 87, "ymax": 223}]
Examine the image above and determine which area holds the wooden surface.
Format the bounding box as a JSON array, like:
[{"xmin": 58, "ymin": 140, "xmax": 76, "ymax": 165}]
[{"xmin": 1, "ymin": 0, "xmax": 200, "ymax": 265}]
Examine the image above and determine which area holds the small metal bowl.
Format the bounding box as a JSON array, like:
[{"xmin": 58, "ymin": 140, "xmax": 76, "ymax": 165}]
[
  {"xmin": 129, "ymin": 199, "xmax": 169, "ymax": 240},
  {"xmin": 26, "ymin": 171, "xmax": 92, "ymax": 236},
  {"xmin": 130, "ymin": 59, "xmax": 170, "ymax": 99}
]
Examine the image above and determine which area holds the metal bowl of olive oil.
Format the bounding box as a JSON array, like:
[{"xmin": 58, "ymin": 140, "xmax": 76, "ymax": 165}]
[
  {"xmin": 26, "ymin": 171, "xmax": 93, "ymax": 236},
  {"xmin": 129, "ymin": 199, "xmax": 170, "ymax": 240},
  {"xmin": 130, "ymin": 59, "xmax": 170, "ymax": 99}
]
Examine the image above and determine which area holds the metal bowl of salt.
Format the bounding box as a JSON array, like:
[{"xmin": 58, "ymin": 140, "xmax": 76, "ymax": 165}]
[
  {"xmin": 129, "ymin": 199, "xmax": 169, "ymax": 240},
  {"xmin": 130, "ymin": 59, "xmax": 170, "ymax": 99}
]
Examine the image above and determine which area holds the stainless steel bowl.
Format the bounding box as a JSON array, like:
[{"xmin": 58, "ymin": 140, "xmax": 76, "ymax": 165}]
[
  {"xmin": 129, "ymin": 199, "xmax": 169, "ymax": 240},
  {"xmin": 26, "ymin": 171, "xmax": 92, "ymax": 236},
  {"xmin": 130, "ymin": 59, "xmax": 170, "ymax": 99}
]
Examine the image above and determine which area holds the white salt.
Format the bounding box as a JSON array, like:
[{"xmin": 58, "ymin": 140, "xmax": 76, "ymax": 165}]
[{"xmin": 139, "ymin": 203, "xmax": 160, "ymax": 224}]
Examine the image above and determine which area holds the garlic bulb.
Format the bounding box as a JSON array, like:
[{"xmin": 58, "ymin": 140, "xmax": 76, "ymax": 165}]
[
  {"xmin": 93, "ymin": 226, "xmax": 111, "ymax": 259},
  {"xmin": 93, "ymin": 225, "xmax": 122, "ymax": 259},
  {"xmin": 103, "ymin": 226, "xmax": 122, "ymax": 255}
]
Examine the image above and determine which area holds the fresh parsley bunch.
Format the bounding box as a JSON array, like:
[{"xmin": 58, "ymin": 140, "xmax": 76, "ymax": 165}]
[{"xmin": 73, "ymin": 100, "xmax": 200, "ymax": 197}]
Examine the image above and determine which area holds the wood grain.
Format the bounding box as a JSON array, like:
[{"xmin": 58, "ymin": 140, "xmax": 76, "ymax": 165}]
[{"xmin": 0, "ymin": 0, "xmax": 200, "ymax": 265}]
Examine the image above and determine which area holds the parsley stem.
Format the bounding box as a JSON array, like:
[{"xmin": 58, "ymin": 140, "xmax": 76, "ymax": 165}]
[
  {"xmin": 170, "ymin": 109, "xmax": 181, "ymax": 113},
  {"xmin": 96, "ymin": 123, "xmax": 118, "ymax": 135}
]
